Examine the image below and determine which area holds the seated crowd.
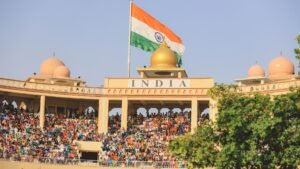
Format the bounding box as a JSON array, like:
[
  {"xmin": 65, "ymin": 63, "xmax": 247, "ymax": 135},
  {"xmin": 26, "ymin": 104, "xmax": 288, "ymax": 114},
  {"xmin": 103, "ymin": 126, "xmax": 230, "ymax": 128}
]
[
  {"xmin": 0, "ymin": 102, "xmax": 100, "ymax": 163},
  {"xmin": 108, "ymin": 113, "xmax": 121, "ymax": 134},
  {"xmin": 0, "ymin": 100, "xmax": 190, "ymax": 167},
  {"xmin": 99, "ymin": 112, "xmax": 190, "ymax": 167}
]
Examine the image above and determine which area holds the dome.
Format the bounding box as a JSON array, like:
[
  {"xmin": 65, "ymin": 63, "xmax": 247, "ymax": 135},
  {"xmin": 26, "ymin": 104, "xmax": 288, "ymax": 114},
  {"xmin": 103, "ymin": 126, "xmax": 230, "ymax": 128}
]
[
  {"xmin": 40, "ymin": 57, "xmax": 65, "ymax": 76},
  {"xmin": 53, "ymin": 65, "xmax": 71, "ymax": 78},
  {"xmin": 268, "ymin": 56, "xmax": 294, "ymax": 77},
  {"xmin": 150, "ymin": 41, "xmax": 177, "ymax": 68},
  {"xmin": 248, "ymin": 63, "xmax": 265, "ymax": 77}
]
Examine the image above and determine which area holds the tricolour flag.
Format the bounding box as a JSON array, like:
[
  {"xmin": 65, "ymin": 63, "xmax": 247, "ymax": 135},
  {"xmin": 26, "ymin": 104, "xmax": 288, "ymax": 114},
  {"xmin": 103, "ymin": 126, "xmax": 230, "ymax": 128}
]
[{"xmin": 130, "ymin": 3, "xmax": 185, "ymax": 66}]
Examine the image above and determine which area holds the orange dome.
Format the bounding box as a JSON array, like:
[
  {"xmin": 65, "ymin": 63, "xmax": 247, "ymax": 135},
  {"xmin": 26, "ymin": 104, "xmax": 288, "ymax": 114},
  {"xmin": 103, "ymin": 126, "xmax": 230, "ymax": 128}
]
[
  {"xmin": 40, "ymin": 57, "xmax": 65, "ymax": 76},
  {"xmin": 53, "ymin": 65, "xmax": 71, "ymax": 78},
  {"xmin": 248, "ymin": 64, "xmax": 265, "ymax": 77},
  {"xmin": 268, "ymin": 56, "xmax": 294, "ymax": 77}
]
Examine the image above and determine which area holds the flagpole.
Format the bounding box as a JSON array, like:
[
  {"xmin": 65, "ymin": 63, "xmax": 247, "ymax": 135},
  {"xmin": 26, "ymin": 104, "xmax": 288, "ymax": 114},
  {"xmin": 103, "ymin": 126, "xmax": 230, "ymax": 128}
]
[{"xmin": 127, "ymin": 0, "xmax": 133, "ymax": 77}]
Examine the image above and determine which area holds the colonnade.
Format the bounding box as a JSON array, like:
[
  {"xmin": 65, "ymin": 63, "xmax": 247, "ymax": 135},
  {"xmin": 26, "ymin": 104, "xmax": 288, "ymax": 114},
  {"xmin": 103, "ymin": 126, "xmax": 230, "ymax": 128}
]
[{"xmin": 38, "ymin": 96, "xmax": 213, "ymax": 133}]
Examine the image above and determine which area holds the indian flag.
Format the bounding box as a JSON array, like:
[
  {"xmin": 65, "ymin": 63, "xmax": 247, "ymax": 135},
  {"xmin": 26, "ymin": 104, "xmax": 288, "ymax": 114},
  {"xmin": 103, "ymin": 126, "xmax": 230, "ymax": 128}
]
[{"xmin": 130, "ymin": 3, "xmax": 185, "ymax": 66}]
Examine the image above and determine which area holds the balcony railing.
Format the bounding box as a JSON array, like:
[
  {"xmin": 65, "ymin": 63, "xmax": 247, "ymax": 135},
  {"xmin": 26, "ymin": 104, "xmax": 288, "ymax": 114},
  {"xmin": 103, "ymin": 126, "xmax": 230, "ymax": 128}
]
[
  {"xmin": 0, "ymin": 78, "xmax": 103, "ymax": 95},
  {"xmin": 0, "ymin": 158, "xmax": 187, "ymax": 168},
  {"xmin": 237, "ymin": 80, "xmax": 300, "ymax": 93}
]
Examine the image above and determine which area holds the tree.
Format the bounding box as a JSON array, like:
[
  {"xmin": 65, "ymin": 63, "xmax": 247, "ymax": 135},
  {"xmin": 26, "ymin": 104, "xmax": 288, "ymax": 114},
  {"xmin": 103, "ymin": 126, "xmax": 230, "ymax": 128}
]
[
  {"xmin": 168, "ymin": 84, "xmax": 300, "ymax": 169},
  {"xmin": 168, "ymin": 120, "xmax": 218, "ymax": 169},
  {"xmin": 207, "ymin": 83, "xmax": 237, "ymax": 100},
  {"xmin": 267, "ymin": 88, "xmax": 300, "ymax": 168},
  {"xmin": 295, "ymin": 35, "xmax": 300, "ymax": 75}
]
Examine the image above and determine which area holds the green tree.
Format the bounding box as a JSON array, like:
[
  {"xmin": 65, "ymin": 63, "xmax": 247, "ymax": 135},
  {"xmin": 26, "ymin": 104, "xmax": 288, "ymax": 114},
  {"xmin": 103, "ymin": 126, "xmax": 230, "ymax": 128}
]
[
  {"xmin": 295, "ymin": 35, "xmax": 300, "ymax": 75},
  {"xmin": 207, "ymin": 83, "xmax": 237, "ymax": 100},
  {"xmin": 267, "ymin": 89, "xmax": 300, "ymax": 168},
  {"xmin": 168, "ymin": 120, "xmax": 218, "ymax": 168},
  {"xmin": 168, "ymin": 85, "xmax": 300, "ymax": 169},
  {"xmin": 216, "ymin": 93, "xmax": 275, "ymax": 168}
]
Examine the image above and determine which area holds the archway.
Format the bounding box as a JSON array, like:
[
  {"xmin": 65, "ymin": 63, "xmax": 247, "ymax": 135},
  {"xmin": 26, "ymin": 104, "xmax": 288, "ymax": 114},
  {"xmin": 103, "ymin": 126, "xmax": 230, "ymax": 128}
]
[{"xmin": 108, "ymin": 108, "xmax": 121, "ymax": 133}]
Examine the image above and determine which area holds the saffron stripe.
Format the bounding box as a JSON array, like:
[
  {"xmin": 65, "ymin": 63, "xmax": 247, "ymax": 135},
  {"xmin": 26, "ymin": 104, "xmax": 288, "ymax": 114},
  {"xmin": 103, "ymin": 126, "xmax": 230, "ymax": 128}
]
[
  {"xmin": 131, "ymin": 3, "xmax": 182, "ymax": 44},
  {"xmin": 131, "ymin": 17, "xmax": 185, "ymax": 55}
]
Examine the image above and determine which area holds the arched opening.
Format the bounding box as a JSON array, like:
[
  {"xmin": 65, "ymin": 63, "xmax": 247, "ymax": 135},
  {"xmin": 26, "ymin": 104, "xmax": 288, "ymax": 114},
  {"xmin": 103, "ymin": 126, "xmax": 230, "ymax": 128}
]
[{"xmin": 108, "ymin": 108, "xmax": 121, "ymax": 133}]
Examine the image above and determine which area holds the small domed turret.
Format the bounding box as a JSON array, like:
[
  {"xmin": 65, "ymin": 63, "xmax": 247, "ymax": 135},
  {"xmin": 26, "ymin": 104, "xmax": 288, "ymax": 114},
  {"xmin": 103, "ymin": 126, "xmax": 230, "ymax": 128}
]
[
  {"xmin": 268, "ymin": 56, "xmax": 294, "ymax": 78},
  {"xmin": 248, "ymin": 63, "xmax": 265, "ymax": 78},
  {"xmin": 40, "ymin": 57, "xmax": 65, "ymax": 76}
]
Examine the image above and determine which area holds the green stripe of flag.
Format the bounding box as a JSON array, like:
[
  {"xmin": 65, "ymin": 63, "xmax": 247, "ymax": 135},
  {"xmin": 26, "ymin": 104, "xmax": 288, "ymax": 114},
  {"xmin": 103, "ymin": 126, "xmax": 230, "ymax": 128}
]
[{"xmin": 130, "ymin": 32, "xmax": 182, "ymax": 66}]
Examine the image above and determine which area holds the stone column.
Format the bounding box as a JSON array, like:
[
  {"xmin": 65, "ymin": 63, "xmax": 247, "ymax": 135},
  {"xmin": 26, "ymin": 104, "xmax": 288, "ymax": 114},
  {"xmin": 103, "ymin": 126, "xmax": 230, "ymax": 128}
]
[
  {"xmin": 39, "ymin": 95, "xmax": 46, "ymax": 129},
  {"xmin": 97, "ymin": 99, "xmax": 101, "ymax": 133},
  {"xmin": 140, "ymin": 72, "xmax": 145, "ymax": 78},
  {"xmin": 98, "ymin": 98, "xmax": 109, "ymax": 133},
  {"xmin": 209, "ymin": 98, "xmax": 218, "ymax": 122},
  {"xmin": 121, "ymin": 98, "xmax": 128, "ymax": 130},
  {"xmin": 178, "ymin": 72, "xmax": 182, "ymax": 78},
  {"xmin": 191, "ymin": 97, "xmax": 198, "ymax": 133}
]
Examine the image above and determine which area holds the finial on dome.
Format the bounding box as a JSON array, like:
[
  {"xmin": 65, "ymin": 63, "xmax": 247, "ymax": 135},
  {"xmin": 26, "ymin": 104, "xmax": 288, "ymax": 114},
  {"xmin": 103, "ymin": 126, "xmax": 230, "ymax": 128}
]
[{"xmin": 161, "ymin": 41, "xmax": 168, "ymax": 47}]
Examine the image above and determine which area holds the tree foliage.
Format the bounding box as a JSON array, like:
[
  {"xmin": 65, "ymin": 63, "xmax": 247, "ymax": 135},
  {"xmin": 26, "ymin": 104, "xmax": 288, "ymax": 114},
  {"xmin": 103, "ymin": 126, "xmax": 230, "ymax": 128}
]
[
  {"xmin": 295, "ymin": 35, "xmax": 300, "ymax": 58},
  {"xmin": 168, "ymin": 84, "xmax": 300, "ymax": 169},
  {"xmin": 207, "ymin": 83, "xmax": 237, "ymax": 100},
  {"xmin": 168, "ymin": 120, "xmax": 218, "ymax": 168},
  {"xmin": 295, "ymin": 34, "xmax": 300, "ymax": 75}
]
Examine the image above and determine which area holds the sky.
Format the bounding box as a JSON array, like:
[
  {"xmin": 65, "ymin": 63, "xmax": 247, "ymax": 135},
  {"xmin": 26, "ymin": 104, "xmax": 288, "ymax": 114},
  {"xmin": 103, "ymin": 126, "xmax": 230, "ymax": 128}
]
[{"xmin": 0, "ymin": 0, "xmax": 299, "ymax": 86}]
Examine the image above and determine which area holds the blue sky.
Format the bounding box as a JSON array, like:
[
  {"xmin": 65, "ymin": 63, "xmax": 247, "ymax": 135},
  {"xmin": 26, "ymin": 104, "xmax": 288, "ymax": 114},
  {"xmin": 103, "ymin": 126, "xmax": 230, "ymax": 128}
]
[{"xmin": 0, "ymin": 0, "xmax": 299, "ymax": 86}]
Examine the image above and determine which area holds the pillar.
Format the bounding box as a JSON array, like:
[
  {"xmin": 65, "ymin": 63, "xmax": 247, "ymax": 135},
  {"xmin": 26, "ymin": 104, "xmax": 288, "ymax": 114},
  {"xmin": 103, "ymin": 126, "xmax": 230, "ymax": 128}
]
[
  {"xmin": 121, "ymin": 98, "xmax": 128, "ymax": 130},
  {"xmin": 191, "ymin": 97, "xmax": 198, "ymax": 133},
  {"xmin": 140, "ymin": 72, "xmax": 145, "ymax": 78},
  {"xmin": 178, "ymin": 72, "xmax": 182, "ymax": 78},
  {"xmin": 98, "ymin": 98, "xmax": 109, "ymax": 133},
  {"xmin": 97, "ymin": 99, "xmax": 101, "ymax": 133},
  {"xmin": 209, "ymin": 98, "xmax": 218, "ymax": 122},
  {"xmin": 39, "ymin": 95, "xmax": 46, "ymax": 129}
]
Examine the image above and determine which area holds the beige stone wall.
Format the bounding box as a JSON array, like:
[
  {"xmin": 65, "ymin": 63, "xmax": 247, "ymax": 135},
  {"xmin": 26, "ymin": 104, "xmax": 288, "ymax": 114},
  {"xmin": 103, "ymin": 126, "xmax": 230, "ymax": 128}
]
[
  {"xmin": 74, "ymin": 141, "xmax": 102, "ymax": 152},
  {"xmin": 104, "ymin": 78, "xmax": 214, "ymax": 89}
]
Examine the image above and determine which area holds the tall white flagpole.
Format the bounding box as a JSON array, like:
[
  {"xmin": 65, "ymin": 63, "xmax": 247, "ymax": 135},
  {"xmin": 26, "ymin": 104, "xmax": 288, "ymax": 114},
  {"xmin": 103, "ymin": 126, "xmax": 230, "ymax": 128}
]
[{"xmin": 127, "ymin": 0, "xmax": 133, "ymax": 77}]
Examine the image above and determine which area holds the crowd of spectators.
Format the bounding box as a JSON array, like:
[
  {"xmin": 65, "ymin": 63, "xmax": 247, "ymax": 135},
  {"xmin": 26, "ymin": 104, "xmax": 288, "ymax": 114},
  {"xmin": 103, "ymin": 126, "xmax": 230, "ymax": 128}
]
[
  {"xmin": 108, "ymin": 113, "xmax": 121, "ymax": 134},
  {"xmin": 0, "ymin": 99, "xmax": 189, "ymax": 168},
  {"xmin": 0, "ymin": 101, "xmax": 100, "ymax": 164},
  {"xmin": 98, "ymin": 112, "xmax": 190, "ymax": 167}
]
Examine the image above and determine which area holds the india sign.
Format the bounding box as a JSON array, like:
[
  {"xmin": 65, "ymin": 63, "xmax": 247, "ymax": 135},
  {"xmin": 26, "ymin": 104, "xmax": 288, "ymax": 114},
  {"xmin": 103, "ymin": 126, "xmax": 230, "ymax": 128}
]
[{"xmin": 128, "ymin": 79, "xmax": 190, "ymax": 88}]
